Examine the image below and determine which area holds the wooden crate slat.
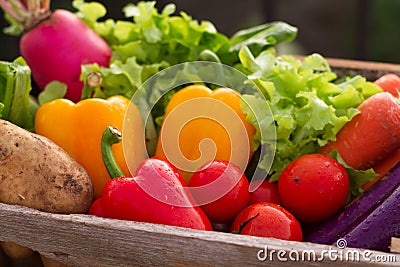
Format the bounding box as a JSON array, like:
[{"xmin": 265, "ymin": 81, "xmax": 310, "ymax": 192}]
[
  {"xmin": 391, "ymin": 238, "xmax": 400, "ymax": 254},
  {"xmin": 326, "ymin": 57, "xmax": 400, "ymax": 81},
  {"xmin": 0, "ymin": 203, "xmax": 399, "ymax": 266}
]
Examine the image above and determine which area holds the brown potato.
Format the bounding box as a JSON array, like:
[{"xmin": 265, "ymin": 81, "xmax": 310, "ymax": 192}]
[
  {"xmin": 40, "ymin": 254, "xmax": 71, "ymax": 267},
  {"xmin": 0, "ymin": 241, "xmax": 35, "ymax": 260},
  {"xmin": 0, "ymin": 241, "xmax": 43, "ymax": 267},
  {"xmin": 0, "ymin": 119, "xmax": 93, "ymax": 214},
  {"xmin": 0, "ymin": 247, "xmax": 5, "ymax": 267}
]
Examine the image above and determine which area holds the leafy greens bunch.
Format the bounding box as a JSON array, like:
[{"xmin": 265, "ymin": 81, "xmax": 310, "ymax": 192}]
[
  {"xmin": 239, "ymin": 47, "xmax": 382, "ymax": 195},
  {"xmin": 73, "ymin": 0, "xmax": 297, "ymax": 101}
]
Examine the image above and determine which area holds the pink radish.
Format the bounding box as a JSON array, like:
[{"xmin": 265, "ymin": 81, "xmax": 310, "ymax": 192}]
[{"xmin": 0, "ymin": 0, "xmax": 112, "ymax": 102}]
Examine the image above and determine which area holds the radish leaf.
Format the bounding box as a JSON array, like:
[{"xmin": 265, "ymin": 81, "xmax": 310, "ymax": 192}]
[{"xmin": 38, "ymin": 81, "xmax": 67, "ymax": 106}]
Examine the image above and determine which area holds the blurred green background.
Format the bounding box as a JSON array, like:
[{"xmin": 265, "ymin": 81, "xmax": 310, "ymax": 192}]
[{"xmin": 0, "ymin": 0, "xmax": 399, "ymax": 63}]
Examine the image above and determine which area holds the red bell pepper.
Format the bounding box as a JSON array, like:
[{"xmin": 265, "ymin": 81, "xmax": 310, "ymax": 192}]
[{"xmin": 89, "ymin": 126, "xmax": 212, "ymax": 231}]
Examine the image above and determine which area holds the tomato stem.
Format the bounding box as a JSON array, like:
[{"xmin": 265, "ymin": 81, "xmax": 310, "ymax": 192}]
[
  {"xmin": 232, "ymin": 213, "xmax": 259, "ymax": 234},
  {"xmin": 101, "ymin": 126, "xmax": 124, "ymax": 179}
]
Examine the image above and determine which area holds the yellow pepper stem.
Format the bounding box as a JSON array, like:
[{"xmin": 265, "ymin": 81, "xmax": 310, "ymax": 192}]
[{"xmin": 101, "ymin": 126, "xmax": 124, "ymax": 179}]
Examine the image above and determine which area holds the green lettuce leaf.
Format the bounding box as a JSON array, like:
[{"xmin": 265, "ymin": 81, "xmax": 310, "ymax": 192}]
[
  {"xmin": 328, "ymin": 150, "xmax": 378, "ymax": 197},
  {"xmin": 240, "ymin": 47, "xmax": 382, "ymax": 196},
  {"xmin": 228, "ymin": 21, "xmax": 297, "ymax": 62},
  {"xmin": 0, "ymin": 57, "xmax": 37, "ymax": 131},
  {"xmin": 74, "ymin": 0, "xmax": 230, "ymax": 66},
  {"xmin": 38, "ymin": 81, "xmax": 67, "ymax": 106},
  {"xmin": 73, "ymin": 0, "xmax": 297, "ymax": 102}
]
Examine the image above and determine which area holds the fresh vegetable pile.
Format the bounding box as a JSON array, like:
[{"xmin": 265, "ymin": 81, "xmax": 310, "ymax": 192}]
[{"xmin": 0, "ymin": 0, "xmax": 400, "ymax": 265}]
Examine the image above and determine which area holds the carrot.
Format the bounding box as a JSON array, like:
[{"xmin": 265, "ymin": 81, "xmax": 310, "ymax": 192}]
[
  {"xmin": 361, "ymin": 148, "xmax": 400, "ymax": 190},
  {"xmin": 358, "ymin": 73, "xmax": 400, "ymax": 189},
  {"xmin": 320, "ymin": 92, "xmax": 400, "ymax": 170},
  {"xmin": 374, "ymin": 73, "xmax": 400, "ymax": 97}
]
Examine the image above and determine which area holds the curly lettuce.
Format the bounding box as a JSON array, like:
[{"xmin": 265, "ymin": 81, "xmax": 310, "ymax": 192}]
[
  {"xmin": 239, "ymin": 47, "xmax": 382, "ymax": 195},
  {"xmin": 73, "ymin": 0, "xmax": 297, "ymax": 100}
]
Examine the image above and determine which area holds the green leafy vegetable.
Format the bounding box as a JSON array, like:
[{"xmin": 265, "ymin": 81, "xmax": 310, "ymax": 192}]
[
  {"xmin": 73, "ymin": 0, "xmax": 297, "ymax": 102},
  {"xmin": 240, "ymin": 47, "xmax": 382, "ymax": 192},
  {"xmin": 74, "ymin": 0, "xmax": 229, "ymax": 66},
  {"xmin": 229, "ymin": 21, "xmax": 297, "ymax": 58},
  {"xmin": 38, "ymin": 81, "xmax": 67, "ymax": 106},
  {"xmin": 328, "ymin": 150, "xmax": 378, "ymax": 197},
  {"xmin": 3, "ymin": 13, "xmax": 23, "ymax": 36},
  {"xmin": 0, "ymin": 57, "xmax": 37, "ymax": 131}
]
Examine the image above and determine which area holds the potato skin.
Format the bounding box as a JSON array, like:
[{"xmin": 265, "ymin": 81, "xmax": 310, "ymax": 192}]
[
  {"xmin": 0, "ymin": 120, "xmax": 93, "ymax": 214},
  {"xmin": 0, "ymin": 241, "xmax": 35, "ymax": 260}
]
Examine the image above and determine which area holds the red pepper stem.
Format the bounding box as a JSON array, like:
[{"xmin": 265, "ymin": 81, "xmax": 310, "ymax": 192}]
[{"xmin": 101, "ymin": 126, "xmax": 124, "ymax": 179}]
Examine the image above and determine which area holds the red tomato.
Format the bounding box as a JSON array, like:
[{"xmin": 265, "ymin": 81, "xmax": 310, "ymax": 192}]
[
  {"xmin": 278, "ymin": 154, "xmax": 349, "ymax": 223},
  {"xmin": 374, "ymin": 73, "xmax": 400, "ymax": 97},
  {"xmin": 231, "ymin": 202, "xmax": 302, "ymax": 241},
  {"xmin": 248, "ymin": 180, "xmax": 281, "ymax": 205},
  {"xmin": 188, "ymin": 160, "xmax": 249, "ymax": 223}
]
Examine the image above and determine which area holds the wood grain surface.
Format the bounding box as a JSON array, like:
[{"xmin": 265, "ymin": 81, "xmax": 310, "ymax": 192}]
[
  {"xmin": 327, "ymin": 57, "xmax": 400, "ymax": 81},
  {"xmin": 391, "ymin": 238, "xmax": 400, "ymax": 254}
]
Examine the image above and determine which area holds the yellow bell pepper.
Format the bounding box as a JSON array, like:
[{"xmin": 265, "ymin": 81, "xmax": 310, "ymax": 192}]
[
  {"xmin": 155, "ymin": 85, "xmax": 256, "ymax": 183},
  {"xmin": 35, "ymin": 95, "xmax": 146, "ymax": 199}
]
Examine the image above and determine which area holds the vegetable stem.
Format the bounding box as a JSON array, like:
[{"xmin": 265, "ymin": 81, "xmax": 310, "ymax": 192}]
[
  {"xmin": 0, "ymin": 0, "xmax": 27, "ymax": 22},
  {"xmin": 231, "ymin": 213, "xmax": 259, "ymax": 234},
  {"xmin": 81, "ymin": 72, "xmax": 103, "ymax": 100},
  {"xmin": 42, "ymin": 0, "xmax": 49, "ymax": 10},
  {"xmin": 0, "ymin": 0, "xmax": 51, "ymax": 30},
  {"xmin": 101, "ymin": 126, "xmax": 124, "ymax": 179},
  {"xmin": 27, "ymin": 0, "xmax": 36, "ymax": 12}
]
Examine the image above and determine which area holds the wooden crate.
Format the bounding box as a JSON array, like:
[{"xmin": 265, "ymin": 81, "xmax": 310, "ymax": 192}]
[
  {"xmin": 326, "ymin": 57, "xmax": 400, "ymax": 80},
  {"xmin": 1, "ymin": 58, "xmax": 400, "ymax": 267},
  {"xmin": 0, "ymin": 203, "xmax": 399, "ymax": 267}
]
